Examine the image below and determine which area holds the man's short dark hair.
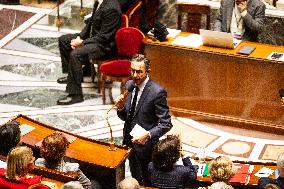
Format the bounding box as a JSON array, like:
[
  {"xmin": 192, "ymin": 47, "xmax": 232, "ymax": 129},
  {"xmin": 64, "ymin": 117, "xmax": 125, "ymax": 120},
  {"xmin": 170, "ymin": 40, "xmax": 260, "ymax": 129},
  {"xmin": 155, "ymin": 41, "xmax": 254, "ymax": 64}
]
[
  {"xmin": 0, "ymin": 121, "xmax": 21, "ymax": 156},
  {"xmin": 131, "ymin": 54, "xmax": 150, "ymax": 70}
]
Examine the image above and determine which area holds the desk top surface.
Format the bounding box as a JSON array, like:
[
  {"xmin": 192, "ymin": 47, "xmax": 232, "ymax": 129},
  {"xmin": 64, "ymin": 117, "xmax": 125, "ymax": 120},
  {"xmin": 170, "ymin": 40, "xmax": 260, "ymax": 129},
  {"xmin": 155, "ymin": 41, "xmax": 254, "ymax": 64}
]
[
  {"xmin": 145, "ymin": 32, "xmax": 284, "ymax": 64},
  {"xmin": 13, "ymin": 115, "xmax": 131, "ymax": 168}
]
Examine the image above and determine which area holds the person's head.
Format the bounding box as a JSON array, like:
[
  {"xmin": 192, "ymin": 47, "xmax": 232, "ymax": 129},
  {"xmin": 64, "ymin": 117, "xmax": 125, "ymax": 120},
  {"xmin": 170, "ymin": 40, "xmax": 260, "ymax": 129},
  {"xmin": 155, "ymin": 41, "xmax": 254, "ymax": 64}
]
[
  {"xmin": 61, "ymin": 181, "xmax": 84, "ymax": 189},
  {"xmin": 277, "ymin": 152, "xmax": 284, "ymax": 177},
  {"xmin": 264, "ymin": 184, "xmax": 281, "ymax": 189},
  {"xmin": 0, "ymin": 121, "xmax": 21, "ymax": 156},
  {"xmin": 210, "ymin": 181, "xmax": 234, "ymax": 189},
  {"xmin": 152, "ymin": 135, "xmax": 181, "ymax": 172},
  {"xmin": 130, "ymin": 54, "xmax": 151, "ymax": 86},
  {"xmin": 40, "ymin": 132, "xmax": 69, "ymax": 164},
  {"xmin": 209, "ymin": 156, "xmax": 235, "ymax": 183},
  {"xmin": 117, "ymin": 177, "xmax": 140, "ymax": 189},
  {"xmin": 6, "ymin": 146, "xmax": 35, "ymax": 181}
]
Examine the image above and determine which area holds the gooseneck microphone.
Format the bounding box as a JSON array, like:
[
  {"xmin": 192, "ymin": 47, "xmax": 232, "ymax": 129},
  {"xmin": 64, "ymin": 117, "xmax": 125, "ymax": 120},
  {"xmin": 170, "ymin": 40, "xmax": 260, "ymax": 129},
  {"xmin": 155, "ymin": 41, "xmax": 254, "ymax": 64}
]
[{"xmin": 106, "ymin": 80, "xmax": 135, "ymax": 150}]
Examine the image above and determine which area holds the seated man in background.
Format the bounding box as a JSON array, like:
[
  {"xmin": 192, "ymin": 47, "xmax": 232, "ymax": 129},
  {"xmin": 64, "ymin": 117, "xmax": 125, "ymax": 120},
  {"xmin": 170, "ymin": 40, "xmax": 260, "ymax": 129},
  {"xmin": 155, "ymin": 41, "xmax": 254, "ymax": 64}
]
[
  {"xmin": 148, "ymin": 134, "xmax": 198, "ymax": 189},
  {"xmin": 258, "ymin": 152, "xmax": 284, "ymax": 189},
  {"xmin": 57, "ymin": 0, "xmax": 121, "ymax": 105},
  {"xmin": 35, "ymin": 132, "xmax": 96, "ymax": 189},
  {"xmin": 117, "ymin": 177, "xmax": 140, "ymax": 189},
  {"xmin": 213, "ymin": 0, "xmax": 265, "ymax": 42},
  {"xmin": 0, "ymin": 121, "xmax": 21, "ymax": 157}
]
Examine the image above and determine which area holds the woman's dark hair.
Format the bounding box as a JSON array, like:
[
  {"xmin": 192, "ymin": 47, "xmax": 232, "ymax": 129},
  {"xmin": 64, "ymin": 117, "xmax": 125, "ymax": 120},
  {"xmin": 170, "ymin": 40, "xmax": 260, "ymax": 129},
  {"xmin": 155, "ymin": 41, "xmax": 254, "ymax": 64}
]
[
  {"xmin": 0, "ymin": 121, "xmax": 21, "ymax": 156},
  {"xmin": 40, "ymin": 132, "xmax": 69, "ymax": 165},
  {"xmin": 152, "ymin": 135, "xmax": 181, "ymax": 172}
]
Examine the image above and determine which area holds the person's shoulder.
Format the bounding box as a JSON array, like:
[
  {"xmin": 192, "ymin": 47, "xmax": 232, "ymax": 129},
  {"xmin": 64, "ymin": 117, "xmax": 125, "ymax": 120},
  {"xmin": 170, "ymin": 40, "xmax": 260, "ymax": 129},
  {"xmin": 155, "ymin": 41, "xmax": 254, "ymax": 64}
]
[
  {"xmin": 64, "ymin": 162, "xmax": 80, "ymax": 172},
  {"xmin": 104, "ymin": 0, "xmax": 121, "ymax": 10},
  {"xmin": 250, "ymin": 0, "xmax": 265, "ymax": 7},
  {"xmin": 148, "ymin": 79, "xmax": 165, "ymax": 92}
]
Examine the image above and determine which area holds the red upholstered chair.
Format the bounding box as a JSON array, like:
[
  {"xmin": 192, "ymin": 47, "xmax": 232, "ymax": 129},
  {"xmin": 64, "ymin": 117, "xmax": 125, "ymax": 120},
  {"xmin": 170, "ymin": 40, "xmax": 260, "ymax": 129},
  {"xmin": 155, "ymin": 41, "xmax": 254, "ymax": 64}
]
[
  {"xmin": 90, "ymin": 14, "xmax": 129, "ymax": 93},
  {"xmin": 125, "ymin": 0, "xmax": 142, "ymax": 28},
  {"xmin": 100, "ymin": 27, "xmax": 145, "ymax": 104}
]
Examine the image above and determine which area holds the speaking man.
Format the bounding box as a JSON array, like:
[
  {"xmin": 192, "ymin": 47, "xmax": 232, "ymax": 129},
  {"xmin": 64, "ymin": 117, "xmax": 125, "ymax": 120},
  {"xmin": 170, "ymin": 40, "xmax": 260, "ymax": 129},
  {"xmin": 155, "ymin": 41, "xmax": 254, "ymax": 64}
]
[{"xmin": 116, "ymin": 54, "xmax": 173, "ymax": 185}]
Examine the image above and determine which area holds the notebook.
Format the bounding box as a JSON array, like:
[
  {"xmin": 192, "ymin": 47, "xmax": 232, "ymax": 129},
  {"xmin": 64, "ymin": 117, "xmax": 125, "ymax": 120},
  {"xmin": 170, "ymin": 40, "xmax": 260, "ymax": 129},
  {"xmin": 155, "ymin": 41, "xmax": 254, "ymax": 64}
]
[{"xmin": 199, "ymin": 29, "xmax": 241, "ymax": 49}]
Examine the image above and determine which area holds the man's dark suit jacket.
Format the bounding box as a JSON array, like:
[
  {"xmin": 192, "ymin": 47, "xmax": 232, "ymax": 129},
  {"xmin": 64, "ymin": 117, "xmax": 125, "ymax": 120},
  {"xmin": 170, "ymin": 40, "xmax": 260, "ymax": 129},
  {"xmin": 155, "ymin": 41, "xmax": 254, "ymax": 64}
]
[
  {"xmin": 148, "ymin": 157, "xmax": 198, "ymax": 189},
  {"xmin": 117, "ymin": 79, "xmax": 173, "ymax": 160},
  {"xmin": 213, "ymin": 0, "xmax": 265, "ymax": 42},
  {"xmin": 258, "ymin": 177, "xmax": 284, "ymax": 189},
  {"xmin": 79, "ymin": 0, "xmax": 121, "ymax": 60}
]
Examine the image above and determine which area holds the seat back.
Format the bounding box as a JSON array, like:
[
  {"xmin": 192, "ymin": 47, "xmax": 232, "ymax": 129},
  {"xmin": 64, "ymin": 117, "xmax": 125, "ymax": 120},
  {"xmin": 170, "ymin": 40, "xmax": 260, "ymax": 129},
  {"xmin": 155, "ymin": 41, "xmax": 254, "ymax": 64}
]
[
  {"xmin": 125, "ymin": 0, "xmax": 142, "ymax": 28},
  {"xmin": 177, "ymin": 4, "xmax": 211, "ymax": 34},
  {"xmin": 116, "ymin": 27, "xmax": 145, "ymax": 58},
  {"xmin": 120, "ymin": 14, "xmax": 129, "ymax": 29}
]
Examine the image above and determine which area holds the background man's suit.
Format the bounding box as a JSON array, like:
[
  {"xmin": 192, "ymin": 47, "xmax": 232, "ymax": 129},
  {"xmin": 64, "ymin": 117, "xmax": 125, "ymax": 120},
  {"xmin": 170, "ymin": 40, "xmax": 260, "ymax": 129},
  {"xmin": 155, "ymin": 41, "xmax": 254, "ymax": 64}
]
[
  {"xmin": 58, "ymin": 0, "xmax": 121, "ymax": 95},
  {"xmin": 213, "ymin": 0, "xmax": 265, "ymax": 42},
  {"xmin": 117, "ymin": 79, "xmax": 172, "ymax": 185}
]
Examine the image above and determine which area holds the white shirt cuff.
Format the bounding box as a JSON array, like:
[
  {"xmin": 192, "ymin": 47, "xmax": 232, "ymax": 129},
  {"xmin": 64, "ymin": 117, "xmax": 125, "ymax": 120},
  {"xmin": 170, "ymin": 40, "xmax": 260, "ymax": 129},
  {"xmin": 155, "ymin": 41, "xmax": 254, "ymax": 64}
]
[{"xmin": 241, "ymin": 10, "xmax": 247, "ymax": 17}]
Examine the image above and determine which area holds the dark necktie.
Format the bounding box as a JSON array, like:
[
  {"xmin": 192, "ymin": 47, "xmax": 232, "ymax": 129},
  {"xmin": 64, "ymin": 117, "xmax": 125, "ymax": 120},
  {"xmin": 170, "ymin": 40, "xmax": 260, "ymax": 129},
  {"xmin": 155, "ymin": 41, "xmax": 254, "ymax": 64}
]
[
  {"xmin": 128, "ymin": 86, "xmax": 139, "ymax": 121},
  {"xmin": 89, "ymin": 0, "xmax": 99, "ymax": 38}
]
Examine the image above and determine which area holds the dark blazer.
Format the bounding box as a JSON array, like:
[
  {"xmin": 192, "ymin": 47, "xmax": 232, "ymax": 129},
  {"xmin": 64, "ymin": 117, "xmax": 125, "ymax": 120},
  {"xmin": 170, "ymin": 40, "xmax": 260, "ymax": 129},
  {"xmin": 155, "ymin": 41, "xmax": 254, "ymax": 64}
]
[
  {"xmin": 117, "ymin": 79, "xmax": 172, "ymax": 160},
  {"xmin": 258, "ymin": 177, "xmax": 284, "ymax": 189},
  {"xmin": 148, "ymin": 157, "xmax": 198, "ymax": 189},
  {"xmin": 213, "ymin": 0, "xmax": 265, "ymax": 42},
  {"xmin": 79, "ymin": 0, "xmax": 121, "ymax": 59}
]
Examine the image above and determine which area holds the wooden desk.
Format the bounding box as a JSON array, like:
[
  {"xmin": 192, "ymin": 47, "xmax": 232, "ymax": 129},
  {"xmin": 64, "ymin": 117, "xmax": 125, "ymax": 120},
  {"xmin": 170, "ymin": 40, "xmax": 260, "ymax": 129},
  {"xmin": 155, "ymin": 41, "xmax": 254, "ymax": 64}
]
[
  {"xmin": 11, "ymin": 114, "xmax": 131, "ymax": 189},
  {"xmin": 196, "ymin": 161, "xmax": 277, "ymax": 187},
  {"xmin": 144, "ymin": 33, "xmax": 284, "ymax": 133}
]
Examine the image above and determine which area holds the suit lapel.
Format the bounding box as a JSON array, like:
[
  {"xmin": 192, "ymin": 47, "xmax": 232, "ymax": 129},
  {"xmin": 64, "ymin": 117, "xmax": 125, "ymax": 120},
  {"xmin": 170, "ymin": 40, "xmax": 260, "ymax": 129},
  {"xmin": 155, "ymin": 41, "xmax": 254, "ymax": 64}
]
[
  {"xmin": 133, "ymin": 80, "xmax": 152, "ymax": 118},
  {"xmin": 94, "ymin": 0, "xmax": 107, "ymax": 17}
]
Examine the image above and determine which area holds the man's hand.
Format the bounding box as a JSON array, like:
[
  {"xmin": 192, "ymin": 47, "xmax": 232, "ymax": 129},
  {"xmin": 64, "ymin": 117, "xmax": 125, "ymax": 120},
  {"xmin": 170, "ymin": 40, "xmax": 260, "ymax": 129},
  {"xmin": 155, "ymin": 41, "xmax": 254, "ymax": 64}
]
[
  {"xmin": 70, "ymin": 36, "xmax": 83, "ymax": 49},
  {"xmin": 115, "ymin": 93, "xmax": 128, "ymax": 110},
  {"xmin": 132, "ymin": 131, "xmax": 150, "ymax": 145},
  {"xmin": 236, "ymin": 0, "xmax": 247, "ymax": 13}
]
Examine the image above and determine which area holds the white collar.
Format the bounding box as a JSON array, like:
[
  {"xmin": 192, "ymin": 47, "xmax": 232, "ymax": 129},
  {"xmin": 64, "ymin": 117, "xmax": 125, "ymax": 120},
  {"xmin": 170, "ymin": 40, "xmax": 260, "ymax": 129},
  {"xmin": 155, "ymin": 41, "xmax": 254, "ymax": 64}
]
[{"xmin": 137, "ymin": 76, "xmax": 149, "ymax": 92}]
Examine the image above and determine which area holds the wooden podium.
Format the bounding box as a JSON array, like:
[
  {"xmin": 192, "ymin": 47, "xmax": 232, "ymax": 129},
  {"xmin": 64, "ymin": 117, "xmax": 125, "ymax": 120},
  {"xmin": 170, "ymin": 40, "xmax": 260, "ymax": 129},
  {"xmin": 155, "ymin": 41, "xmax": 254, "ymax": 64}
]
[{"xmin": 10, "ymin": 114, "xmax": 131, "ymax": 189}]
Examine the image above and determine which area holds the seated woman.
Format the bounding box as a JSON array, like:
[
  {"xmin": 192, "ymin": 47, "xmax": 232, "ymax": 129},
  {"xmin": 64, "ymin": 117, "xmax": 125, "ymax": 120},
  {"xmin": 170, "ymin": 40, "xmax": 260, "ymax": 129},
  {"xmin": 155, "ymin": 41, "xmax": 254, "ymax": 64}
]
[
  {"xmin": 0, "ymin": 146, "xmax": 49, "ymax": 189},
  {"xmin": 148, "ymin": 135, "xmax": 198, "ymax": 189},
  {"xmin": 35, "ymin": 132, "xmax": 92, "ymax": 189},
  {"xmin": 205, "ymin": 156, "xmax": 235, "ymax": 189}
]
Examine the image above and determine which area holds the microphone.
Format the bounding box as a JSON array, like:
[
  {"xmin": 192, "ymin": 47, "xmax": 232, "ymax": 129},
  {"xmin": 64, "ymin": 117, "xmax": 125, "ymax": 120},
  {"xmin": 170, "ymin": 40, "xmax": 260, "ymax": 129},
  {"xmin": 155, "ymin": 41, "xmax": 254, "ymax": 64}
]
[
  {"xmin": 106, "ymin": 80, "xmax": 135, "ymax": 150},
  {"xmin": 107, "ymin": 80, "xmax": 135, "ymax": 112}
]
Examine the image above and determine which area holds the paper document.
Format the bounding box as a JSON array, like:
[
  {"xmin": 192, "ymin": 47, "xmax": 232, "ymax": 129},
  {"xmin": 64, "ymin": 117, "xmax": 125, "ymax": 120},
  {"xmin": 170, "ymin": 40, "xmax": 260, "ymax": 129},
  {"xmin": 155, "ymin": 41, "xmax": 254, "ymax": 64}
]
[
  {"xmin": 20, "ymin": 124, "xmax": 35, "ymax": 136},
  {"xmin": 167, "ymin": 28, "xmax": 181, "ymax": 38},
  {"xmin": 171, "ymin": 34, "xmax": 203, "ymax": 48},
  {"xmin": 254, "ymin": 167, "xmax": 274, "ymax": 177},
  {"xmin": 0, "ymin": 160, "xmax": 6, "ymax": 169},
  {"xmin": 130, "ymin": 124, "xmax": 147, "ymax": 137},
  {"xmin": 267, "ymin": 52, "xmax": 284, "ymax": 61}
]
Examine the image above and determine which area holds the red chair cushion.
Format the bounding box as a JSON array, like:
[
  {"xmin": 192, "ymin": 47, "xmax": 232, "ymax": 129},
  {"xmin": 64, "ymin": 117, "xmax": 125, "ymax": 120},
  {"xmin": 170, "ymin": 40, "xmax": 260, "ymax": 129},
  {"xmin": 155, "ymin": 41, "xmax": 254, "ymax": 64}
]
[
  {"xmin": 116, "ymin": 27, "xmax": 145, "ymax": 58},
  {"xmin": 100, "ymin": 60, "xmax": 131, "ymax": 77}
]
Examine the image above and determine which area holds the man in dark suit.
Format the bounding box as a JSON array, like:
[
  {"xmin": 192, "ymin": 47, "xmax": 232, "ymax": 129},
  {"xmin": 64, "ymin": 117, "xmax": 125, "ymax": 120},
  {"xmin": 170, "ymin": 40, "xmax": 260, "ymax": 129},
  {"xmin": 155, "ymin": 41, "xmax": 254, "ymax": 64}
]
[
  {"xmin": 213, "ymin": 0, "xmax": 265, "ymax": 42},
  {"xmin": 116, "ymin": 54, "xmax": 173, "ymax": 185},
  {"xmin": 57, "ymin": 0, "xmax": 121, "ymax": 105},
  {"xmin": 258, "ymin": 152, "xmax": 284, "ymax": 189}
]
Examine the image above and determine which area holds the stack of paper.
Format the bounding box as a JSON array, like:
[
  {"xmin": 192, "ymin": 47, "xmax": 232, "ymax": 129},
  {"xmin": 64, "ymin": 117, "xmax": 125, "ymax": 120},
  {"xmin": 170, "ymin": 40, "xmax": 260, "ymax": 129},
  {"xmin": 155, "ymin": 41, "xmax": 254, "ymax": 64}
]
[{"xmin": 171, "ymin": 34, "xmax": 203, "ymax": 48}]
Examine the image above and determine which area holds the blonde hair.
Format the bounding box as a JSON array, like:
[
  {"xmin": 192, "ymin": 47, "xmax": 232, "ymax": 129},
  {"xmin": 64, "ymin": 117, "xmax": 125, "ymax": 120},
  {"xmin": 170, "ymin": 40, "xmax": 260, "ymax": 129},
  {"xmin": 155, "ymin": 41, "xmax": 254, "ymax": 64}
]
[
  {"xmin": 209, "ymin": 156, "xmax": 235, "ymax": 183},
  {"xmin": 264, "ymin": 184, "xmax": 281, "ymax": 189},
  {"xmin": 6, "ymin": 146, "xmax": 34, "ymax": 181}
]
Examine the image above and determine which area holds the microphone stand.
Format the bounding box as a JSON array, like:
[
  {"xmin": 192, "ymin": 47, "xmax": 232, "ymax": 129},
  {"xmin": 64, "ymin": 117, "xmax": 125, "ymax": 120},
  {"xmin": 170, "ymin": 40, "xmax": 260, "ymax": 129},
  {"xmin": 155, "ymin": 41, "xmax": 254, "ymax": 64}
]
[
  {"xmin": 106, "ymin": 106, "xmax": 117, "ymax": 151},
  {"xmin": 54, "ymin": 0, "xmax": 63, "ymax": 31}
]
